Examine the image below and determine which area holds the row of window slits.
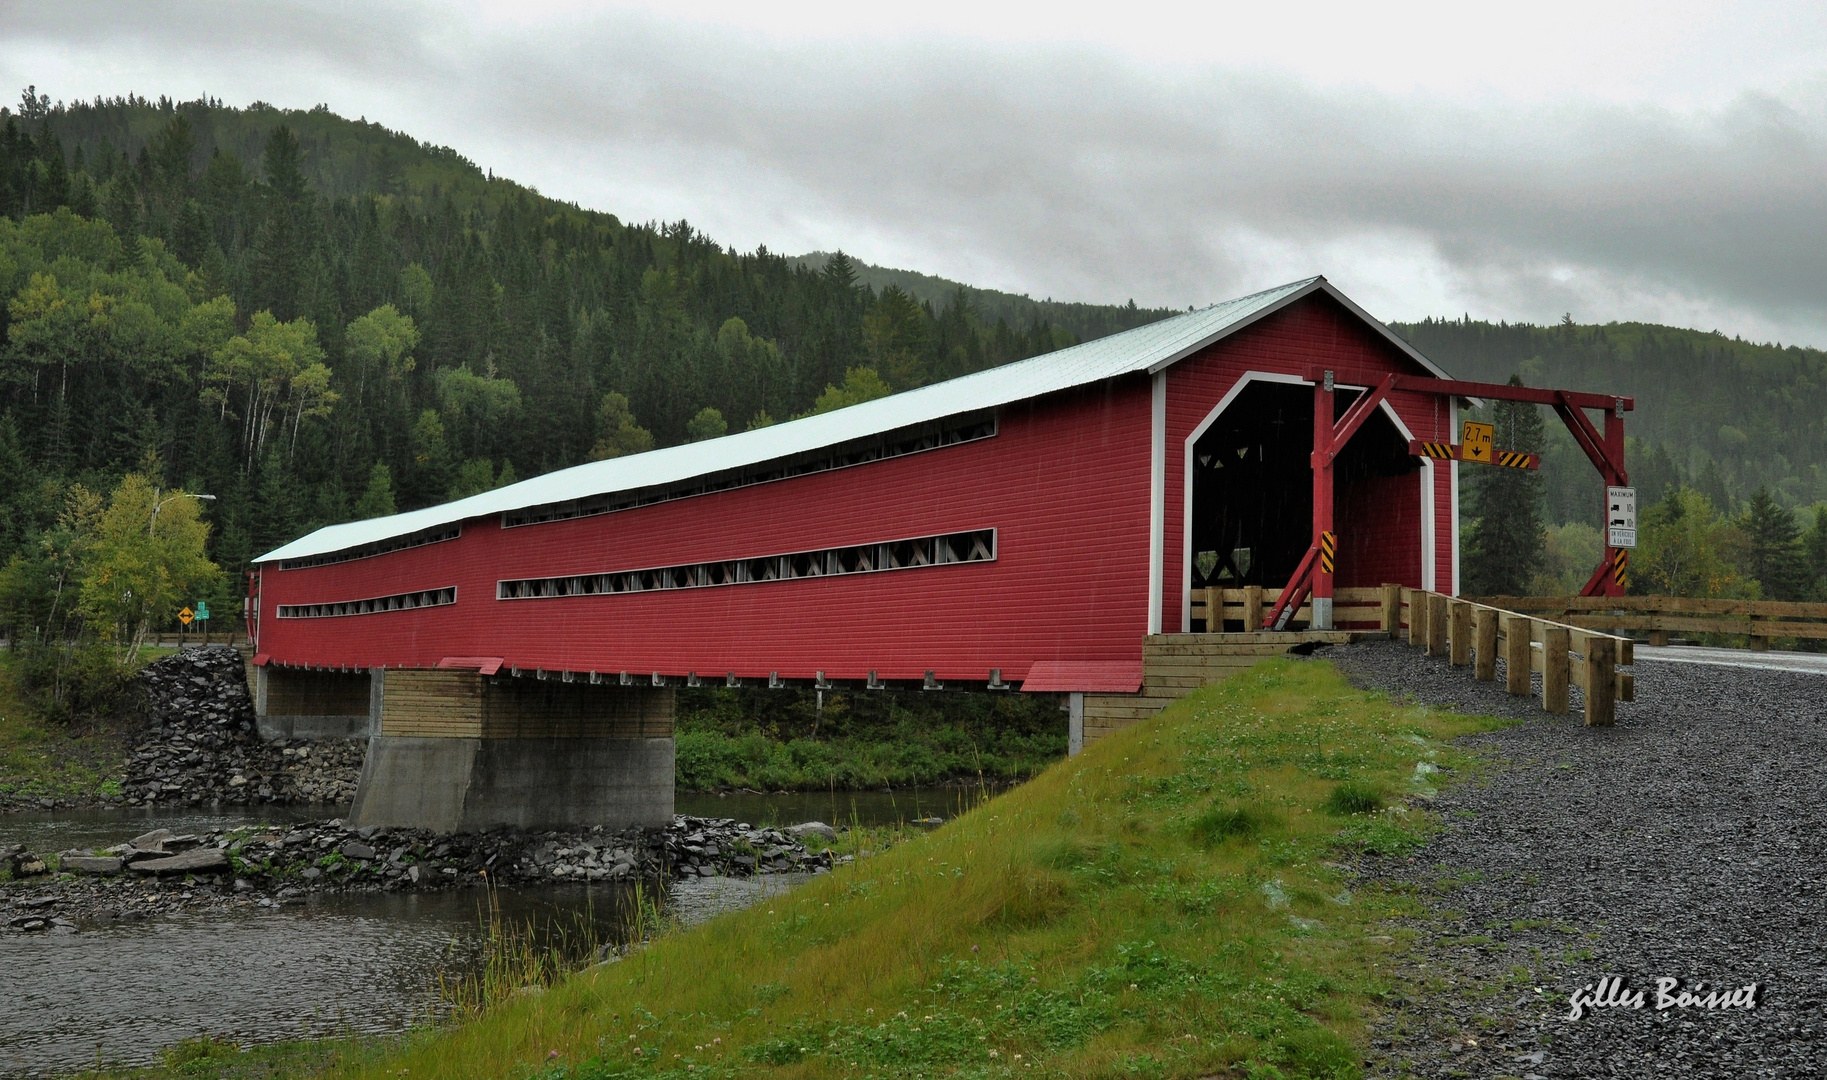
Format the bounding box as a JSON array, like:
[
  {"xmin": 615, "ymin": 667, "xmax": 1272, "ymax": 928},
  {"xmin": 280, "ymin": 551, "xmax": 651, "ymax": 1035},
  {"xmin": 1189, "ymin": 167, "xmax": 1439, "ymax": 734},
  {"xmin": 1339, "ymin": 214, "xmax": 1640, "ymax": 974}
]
[
  {"xmin": 277, "ymin": 526, "xmax": 462, "ymax": 571},
  {"xmin": 496, "ymin": 530, "xmax": 996, "ymax": 601},
  {"xmin": 276, "ymin": 587, "xmax": 458, "ymax": 619},
  {"xmin": 502, "ymin": 415, "xmax": 997, "ymax": 529}
]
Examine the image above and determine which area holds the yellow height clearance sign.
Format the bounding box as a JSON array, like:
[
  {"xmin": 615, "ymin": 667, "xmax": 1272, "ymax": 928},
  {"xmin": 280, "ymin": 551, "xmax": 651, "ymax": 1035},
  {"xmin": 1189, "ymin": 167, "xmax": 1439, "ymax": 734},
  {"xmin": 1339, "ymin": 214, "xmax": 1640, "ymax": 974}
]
[{"xmin": 1460, "ymin": 421, "xmax": 1494, "ymax": 463}]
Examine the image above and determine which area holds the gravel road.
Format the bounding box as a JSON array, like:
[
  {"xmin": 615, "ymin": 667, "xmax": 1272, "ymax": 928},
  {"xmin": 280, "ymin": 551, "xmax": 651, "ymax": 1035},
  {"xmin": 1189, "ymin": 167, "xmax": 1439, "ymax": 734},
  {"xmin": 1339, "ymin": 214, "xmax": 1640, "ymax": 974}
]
[{"xmin": 1319, "ymin": 638, "xmax": 1827, "ymax": 1079}]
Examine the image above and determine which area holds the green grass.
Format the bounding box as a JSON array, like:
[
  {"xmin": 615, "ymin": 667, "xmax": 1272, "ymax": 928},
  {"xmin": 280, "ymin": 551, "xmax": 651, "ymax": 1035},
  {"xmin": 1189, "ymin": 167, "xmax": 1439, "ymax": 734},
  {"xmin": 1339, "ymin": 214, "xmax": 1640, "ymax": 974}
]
[
  {"xmin": 1321, "ymin": 782, "xmax": 1386, "ymax": 817},
  {"xmin": 75, "ymin": 1036, "xmax": 391, "ymax": 1079},
  {"xmin": 212, "ymin": 657, "xmax": 1504, "ymax": 1080},
  {"xmin": 0, "ymin": 651, "xmax": 135, "ymax": 804}
]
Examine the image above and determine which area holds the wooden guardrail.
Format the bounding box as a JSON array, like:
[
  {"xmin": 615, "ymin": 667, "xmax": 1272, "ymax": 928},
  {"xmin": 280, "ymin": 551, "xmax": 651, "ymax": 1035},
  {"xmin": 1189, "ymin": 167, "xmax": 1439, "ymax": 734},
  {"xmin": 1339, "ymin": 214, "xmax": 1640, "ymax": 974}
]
[
  {"xmin": 145, "ymin": 628, "xmax": 241, "ymax": 648},
  {"xmin": 1193, "ymin": 585, "xmax": 1388, "ymax": 631},
  {"xmin": 1190, "ymin": 584, "xmax": 1632, "ymax": 724},
  {"xmin": 1467, "ymin": 595, "xmax": 1827, "ymax": 650},
  {"xmin": 1395, "ymin": 587, "xmax": 1633, "ymax": 726}
]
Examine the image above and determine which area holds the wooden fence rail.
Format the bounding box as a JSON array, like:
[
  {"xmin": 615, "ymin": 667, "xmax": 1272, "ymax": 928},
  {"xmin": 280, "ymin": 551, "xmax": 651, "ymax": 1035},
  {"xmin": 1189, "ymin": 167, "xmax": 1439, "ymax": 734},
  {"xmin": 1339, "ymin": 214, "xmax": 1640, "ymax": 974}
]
[
  {"xmin": 1187, "ymin": 584, "xmax": 1633, "ymax": 724},
  {"xmin": 1468, "ymin": 595, "xmax": 1827, "ymax": 649},
  {"xmin": 1192, "ymin": 585, "xmax": 1389, "ymax": 632},
  {"xmin": 145, "ymin": 628, "xmax": 242, "ymax": 649},
  {"xmin": 1393, "ymin": 586, "xmax": 1634, "ymax": 726}
]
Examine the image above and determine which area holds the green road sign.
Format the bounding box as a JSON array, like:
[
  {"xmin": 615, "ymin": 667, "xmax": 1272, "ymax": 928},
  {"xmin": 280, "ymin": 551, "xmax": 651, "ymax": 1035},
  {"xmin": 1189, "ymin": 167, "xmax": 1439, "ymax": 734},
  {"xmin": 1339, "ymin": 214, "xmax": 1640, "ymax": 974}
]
[{"xmin": 194, "ymin": 600, "xmax": 210, "ymax": 621}]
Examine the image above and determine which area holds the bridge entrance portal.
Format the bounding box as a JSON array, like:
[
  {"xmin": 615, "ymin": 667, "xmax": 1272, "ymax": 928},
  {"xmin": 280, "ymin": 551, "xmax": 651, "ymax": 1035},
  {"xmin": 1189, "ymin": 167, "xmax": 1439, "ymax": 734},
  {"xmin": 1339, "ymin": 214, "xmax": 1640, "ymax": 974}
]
[{"xmin": 1190, "ymin": 381, "xmax": 1419, "ymax": 630}]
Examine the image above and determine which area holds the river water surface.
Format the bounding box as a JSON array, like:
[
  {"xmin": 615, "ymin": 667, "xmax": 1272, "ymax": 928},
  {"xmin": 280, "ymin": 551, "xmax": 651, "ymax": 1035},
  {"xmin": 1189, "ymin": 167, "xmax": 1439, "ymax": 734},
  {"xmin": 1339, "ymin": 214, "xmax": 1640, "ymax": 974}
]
[{"xmin": 1, "ymin": 790, "xmax": 966, "ymax": 1078}]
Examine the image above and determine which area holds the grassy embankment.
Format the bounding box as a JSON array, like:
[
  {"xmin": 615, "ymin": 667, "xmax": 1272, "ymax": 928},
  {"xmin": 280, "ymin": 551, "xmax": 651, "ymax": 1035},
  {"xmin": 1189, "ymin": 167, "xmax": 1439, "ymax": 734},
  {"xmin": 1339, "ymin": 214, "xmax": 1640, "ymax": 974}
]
[
  {"xmin": 0, "ymin": 649, "xmax": 140, "ymax": 805},
  {"xmin": 102, "ymin": 657, "xmax": 1510, "ymax": 1080}
]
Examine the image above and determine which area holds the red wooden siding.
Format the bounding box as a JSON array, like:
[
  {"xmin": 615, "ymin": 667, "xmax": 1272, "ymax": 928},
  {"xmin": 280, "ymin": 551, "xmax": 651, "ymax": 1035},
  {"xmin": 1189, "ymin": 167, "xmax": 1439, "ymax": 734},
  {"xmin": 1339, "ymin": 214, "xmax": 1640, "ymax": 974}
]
[
  {"xmin": 259, "ymin": 290, "xmax": 1466, "ymax": 681},
  {"xmin": 257, "ymin": 380, "xmax": 1157, "ymax": 681}
]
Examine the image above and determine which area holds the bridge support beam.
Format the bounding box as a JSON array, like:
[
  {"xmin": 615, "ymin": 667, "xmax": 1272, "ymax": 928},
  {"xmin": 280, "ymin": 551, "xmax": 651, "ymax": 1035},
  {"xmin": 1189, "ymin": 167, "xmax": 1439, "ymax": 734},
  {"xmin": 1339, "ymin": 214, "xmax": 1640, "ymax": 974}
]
[
  {"xmin": 348, "ymin": 669, "xmax": 675, "ymax": 833},
  {"xmin": 255, "ymin": 666, "xmax": 378, "ymax": 740}
]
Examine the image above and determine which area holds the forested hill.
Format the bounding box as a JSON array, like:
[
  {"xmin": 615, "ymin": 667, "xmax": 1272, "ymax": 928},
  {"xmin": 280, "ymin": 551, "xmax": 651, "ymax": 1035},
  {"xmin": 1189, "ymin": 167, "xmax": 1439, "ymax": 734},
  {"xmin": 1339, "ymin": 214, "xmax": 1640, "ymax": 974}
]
[
  {"xmin": 789, "ymin": 252, "xmax": 1177, "ymax": 348},
  {"xmin": 0, "ymin": 90, "xmax": 1168, "ymax": 600},
  {"xmin": 1393, "ymin": 318, "xmax": 1827, "ymax": 520},
  {"xmin": 1, "ymin": 87, "xmax": 1820, "ymax": 623}
]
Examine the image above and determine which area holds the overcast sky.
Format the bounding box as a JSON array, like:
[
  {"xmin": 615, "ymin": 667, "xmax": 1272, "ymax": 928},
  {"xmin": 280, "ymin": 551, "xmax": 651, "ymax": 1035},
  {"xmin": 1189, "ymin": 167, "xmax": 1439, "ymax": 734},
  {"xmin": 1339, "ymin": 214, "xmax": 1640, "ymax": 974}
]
[{"xmin": 6, "ymin": 1, "xmax": 1826, "ymax": 345}]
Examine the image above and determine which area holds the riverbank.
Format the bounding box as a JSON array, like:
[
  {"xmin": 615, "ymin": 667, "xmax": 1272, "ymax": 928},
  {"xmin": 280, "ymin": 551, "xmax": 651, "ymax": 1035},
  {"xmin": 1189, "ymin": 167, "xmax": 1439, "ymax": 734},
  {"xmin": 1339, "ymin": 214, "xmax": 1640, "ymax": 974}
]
[
  {"xmin": 0, "ymin": 651, "xmax": 133, "ymax": 811},
  {"xmin": 92, "ymin": 657, "xmax": 1503, "ymax": 1080},
  {"xmin": 673, "ymin": 685, "xmax": 1066, "ymax": 791},
  {"xmin": 4, "ymin": 650, "xmax": 1066, "ymax": 816},
  {"xmin": 2, "ymin": 814, "xmax": 845, "ymax": 933}
]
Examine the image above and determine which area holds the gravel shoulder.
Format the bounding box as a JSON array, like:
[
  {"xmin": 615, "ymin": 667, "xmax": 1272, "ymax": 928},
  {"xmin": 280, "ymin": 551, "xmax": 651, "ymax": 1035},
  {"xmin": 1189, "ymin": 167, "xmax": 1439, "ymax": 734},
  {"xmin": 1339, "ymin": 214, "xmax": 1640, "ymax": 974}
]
[{"xmin": 1320, "ymin": 638, "xmax": 1827, "ymax": 1079}]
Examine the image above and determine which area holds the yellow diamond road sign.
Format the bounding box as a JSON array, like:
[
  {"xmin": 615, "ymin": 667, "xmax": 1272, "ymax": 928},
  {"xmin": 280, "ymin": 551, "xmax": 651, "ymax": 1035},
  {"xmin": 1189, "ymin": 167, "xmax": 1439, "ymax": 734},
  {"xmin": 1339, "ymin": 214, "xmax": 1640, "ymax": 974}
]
[
  {"xmin": 1461, "ymin": 420, "xmax": 1494, "ymax": 463},
  {"xmin": 178, "ymin": 606, "xmax": 194, "ymax": 626}
]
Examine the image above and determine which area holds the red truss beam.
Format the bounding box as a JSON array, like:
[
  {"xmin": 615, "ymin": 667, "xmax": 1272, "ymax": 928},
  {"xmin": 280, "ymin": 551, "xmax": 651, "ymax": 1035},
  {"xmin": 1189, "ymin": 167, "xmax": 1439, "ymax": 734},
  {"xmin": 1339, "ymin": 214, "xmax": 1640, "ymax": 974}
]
[{"xmin": 1301, "ymin": 367, "xmax": 1634, "ymax": 599}]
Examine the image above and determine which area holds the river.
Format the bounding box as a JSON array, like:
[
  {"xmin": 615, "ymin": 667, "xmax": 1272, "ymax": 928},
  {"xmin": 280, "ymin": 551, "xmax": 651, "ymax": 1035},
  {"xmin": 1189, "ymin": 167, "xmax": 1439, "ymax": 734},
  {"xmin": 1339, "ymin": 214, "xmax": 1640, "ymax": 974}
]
[{"xmin": 0, "ymin": 789, "xmax": 970, "ymax": 1078}]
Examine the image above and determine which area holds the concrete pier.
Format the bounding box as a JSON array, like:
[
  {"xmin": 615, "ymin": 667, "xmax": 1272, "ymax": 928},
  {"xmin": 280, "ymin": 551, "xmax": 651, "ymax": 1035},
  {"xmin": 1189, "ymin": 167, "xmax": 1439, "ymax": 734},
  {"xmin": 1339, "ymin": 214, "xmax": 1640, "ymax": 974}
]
[
  {"xmin": 251, "ymin": 665, "xmax": 675, "ymax": 832},
  {"xmin": 344, "ymin": 669, "xmax": 675, "ymax": 833},
  {"xmin": 255, "ymin": 666, "xmax": 376, "ymax": 740}
]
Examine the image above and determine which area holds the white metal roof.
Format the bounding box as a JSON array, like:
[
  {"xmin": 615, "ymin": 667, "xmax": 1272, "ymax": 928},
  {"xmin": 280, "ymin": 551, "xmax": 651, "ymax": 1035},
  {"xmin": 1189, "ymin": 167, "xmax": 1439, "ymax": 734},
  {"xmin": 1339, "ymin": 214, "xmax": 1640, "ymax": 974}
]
[{"xmin": 257, "ymin": 276, "xmax": 1447, "ymax": 564}]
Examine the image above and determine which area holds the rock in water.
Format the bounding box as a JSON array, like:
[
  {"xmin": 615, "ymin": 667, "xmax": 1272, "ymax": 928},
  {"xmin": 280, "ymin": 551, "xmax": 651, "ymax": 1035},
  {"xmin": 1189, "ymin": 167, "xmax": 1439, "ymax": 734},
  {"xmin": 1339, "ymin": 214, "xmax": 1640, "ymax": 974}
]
[
  {"xmin": 130, "ymin": 828, "xmax": 176, "ymax": 851},
  {"xmin": 129, "ymin": 848, "xmax": 229, "ymax": 875}
]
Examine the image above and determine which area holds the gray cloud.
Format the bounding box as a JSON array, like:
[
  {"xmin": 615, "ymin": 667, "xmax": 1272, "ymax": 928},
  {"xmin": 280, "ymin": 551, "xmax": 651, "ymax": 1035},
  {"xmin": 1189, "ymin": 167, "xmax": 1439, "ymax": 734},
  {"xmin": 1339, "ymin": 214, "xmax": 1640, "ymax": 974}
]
[{"xmin": 5, "ymin": 2, "xmax": 1827, "ymax": 344}]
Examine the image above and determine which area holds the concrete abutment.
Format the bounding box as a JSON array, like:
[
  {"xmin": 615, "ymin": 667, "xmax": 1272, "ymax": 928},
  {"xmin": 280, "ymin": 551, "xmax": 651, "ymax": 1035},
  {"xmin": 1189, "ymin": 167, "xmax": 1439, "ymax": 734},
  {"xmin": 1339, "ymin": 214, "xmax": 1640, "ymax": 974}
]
[{"xmin": 256, "ymin": 666, "xmax": 675, "ymax": 832}]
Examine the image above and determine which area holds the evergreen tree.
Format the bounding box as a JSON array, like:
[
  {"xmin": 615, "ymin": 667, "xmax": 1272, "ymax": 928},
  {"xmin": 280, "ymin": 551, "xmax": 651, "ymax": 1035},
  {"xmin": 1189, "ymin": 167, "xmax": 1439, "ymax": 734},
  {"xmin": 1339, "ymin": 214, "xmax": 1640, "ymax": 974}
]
[
  {"xmin": 1462, "ymin": 375, "xmax": 1547, "ymax": 595},
  {"xmin": 589, "ymin": 393, "xmax": 655, "ymax": 460},
  {"xmin": 1806, "ymin": 507, "xmax": 1827, "ymax": 600},
  {"xmin": 352, "ymin": 462, "xmax": 395, "ymax": 519},
  {"xmin": 1740, "ymin": 487, "xmax": 1808, "ymax": 601}
]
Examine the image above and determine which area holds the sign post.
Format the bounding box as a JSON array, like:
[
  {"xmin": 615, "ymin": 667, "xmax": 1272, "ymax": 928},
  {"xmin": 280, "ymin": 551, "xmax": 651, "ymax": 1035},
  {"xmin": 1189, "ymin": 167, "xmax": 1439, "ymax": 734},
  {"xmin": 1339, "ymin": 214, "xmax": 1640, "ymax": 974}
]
[{"xmin": 195, "ymin": 600, "xmax": 210, "ymax": 645}]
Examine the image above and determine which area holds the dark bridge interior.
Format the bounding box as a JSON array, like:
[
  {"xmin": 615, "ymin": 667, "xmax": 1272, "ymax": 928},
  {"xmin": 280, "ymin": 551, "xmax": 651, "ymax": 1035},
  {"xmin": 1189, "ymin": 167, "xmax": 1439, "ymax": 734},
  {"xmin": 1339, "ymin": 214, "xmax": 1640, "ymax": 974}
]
[{"xmin": 1190, "ymin": 381, "xmax": 1419, "ymax": 620}]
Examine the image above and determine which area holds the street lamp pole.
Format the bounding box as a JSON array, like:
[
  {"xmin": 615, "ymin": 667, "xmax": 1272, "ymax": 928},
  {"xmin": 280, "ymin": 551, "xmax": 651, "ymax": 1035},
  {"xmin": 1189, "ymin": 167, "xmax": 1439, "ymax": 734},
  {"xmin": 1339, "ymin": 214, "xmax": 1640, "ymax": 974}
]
[{"xmin": 150, "ymin": 489, "xmax": 217, "ymax": 536}]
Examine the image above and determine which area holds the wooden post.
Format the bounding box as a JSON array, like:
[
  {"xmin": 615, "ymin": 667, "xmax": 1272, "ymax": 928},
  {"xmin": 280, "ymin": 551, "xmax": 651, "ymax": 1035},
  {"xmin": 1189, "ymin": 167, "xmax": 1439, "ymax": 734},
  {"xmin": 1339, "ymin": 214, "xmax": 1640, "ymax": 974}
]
[
  {"xmin": 1448, "ymin": 600, "xmax": 1472, "ymax": 666},
  {"xmin": 1503, "ymin": 613, "xmax": 1532, "ymax": 695},
  {"xmin": 1381, "ymin": 583, "xmax": 1401, "ymax": 636},
  {"xmin": 1749, "ymin": 635, "xmax": 1770, "ymax": 652},
  {"xmin": 1243, "ymin": 585, "xmax": 1264, "ymax": 631},
  {"xmin": 1648, "ymin": 629, "xmax": 1669, "ymax": 647},
  {"xmin": 1426, "ymin": 593, "xmax": 1449, "ymax": 656},
  {"xmin": 1584, "ymin": 635, "xmax": 1617, "ymax": 725},
  {"xmin": 1541, "ymin": 624, "xmax": 1571, "ymax": 714},
  {"xmin": 1404, "ymin": 589, "xmax": 1423, "ymax": 645},
  {"xmin": 1473, "ymin": 607, "xmax": 1497, "ymax": 681},
  {"xmin": 1204, "ymin": 585, "xmax": 1221, "ymax": 633}
]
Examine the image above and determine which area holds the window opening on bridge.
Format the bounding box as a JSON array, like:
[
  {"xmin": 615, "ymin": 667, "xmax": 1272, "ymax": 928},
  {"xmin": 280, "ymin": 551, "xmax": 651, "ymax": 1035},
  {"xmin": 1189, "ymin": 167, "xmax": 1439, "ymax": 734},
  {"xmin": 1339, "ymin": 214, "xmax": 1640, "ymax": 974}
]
[
  {"xmin": 501, "ymin": 413, "xmax": 997, "ymax": 529},
  {"xmin": 276, "ymin": 587, "xmax": 458, "ymax": 619},
  {"xmin": 277, "ymin": 525, "xmax": 462, "ymax": 571},
  {"xmin": 496, "ymin": 529, "xmax": 997, "ymax": 600},
  {"xmin": 1191, "ymin": 382, "xmax": 1414, "ymax": 628}
]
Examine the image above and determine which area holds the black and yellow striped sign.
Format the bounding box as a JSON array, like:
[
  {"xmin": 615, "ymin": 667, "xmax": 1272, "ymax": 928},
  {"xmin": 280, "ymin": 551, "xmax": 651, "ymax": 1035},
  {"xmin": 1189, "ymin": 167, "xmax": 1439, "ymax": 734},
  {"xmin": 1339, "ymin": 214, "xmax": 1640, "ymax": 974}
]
[
  {"xmin": 1611, "ymin": 547, "xmax": 1628, "ymax": 588},
  {"xmin": 1319, "ymin": 530, "xmax": 1336, "ymax": 574},
  {"xmin": 1406, "ymin": 439, "xmax": 1540, "ymax": 469}
]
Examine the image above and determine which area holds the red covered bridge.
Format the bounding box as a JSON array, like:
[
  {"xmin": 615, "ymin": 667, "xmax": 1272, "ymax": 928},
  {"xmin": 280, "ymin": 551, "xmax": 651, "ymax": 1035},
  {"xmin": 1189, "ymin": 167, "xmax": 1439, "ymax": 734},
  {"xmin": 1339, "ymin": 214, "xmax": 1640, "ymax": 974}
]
[{"xmin": 247, "ymin": 277, "xmax": 1633, "ymax": 831}]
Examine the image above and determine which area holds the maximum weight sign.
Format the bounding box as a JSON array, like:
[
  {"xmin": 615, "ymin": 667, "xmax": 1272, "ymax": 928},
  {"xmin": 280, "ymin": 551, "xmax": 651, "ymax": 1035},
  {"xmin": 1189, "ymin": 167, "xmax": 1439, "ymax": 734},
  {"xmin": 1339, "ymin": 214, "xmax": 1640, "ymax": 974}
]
[{"xmin": 1608, "ymin": 486, "xmax": 1637, "ymax": 548}]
